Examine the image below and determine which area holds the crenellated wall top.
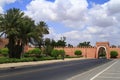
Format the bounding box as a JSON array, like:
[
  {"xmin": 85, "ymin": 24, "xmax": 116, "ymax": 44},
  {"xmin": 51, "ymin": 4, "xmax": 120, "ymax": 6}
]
[{"xmin": 54, "ymin": 46, "xmax": 96, "ymax": 48}]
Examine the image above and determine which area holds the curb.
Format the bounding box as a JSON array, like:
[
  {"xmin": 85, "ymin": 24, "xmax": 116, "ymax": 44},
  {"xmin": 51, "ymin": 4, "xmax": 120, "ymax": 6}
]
[{"xmin": 0, "ymin": 58, "xmax": 86, "ymax": 69}]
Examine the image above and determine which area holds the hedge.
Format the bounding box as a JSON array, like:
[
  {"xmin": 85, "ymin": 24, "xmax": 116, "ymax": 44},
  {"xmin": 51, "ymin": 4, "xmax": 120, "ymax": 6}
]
[
  {"xmin": 74, "ymin": 50, "xmax": 82, "ymax": 56},
  {"xmin": 110, "ymin": 51, "xmax": 118, "ymax": 58}
]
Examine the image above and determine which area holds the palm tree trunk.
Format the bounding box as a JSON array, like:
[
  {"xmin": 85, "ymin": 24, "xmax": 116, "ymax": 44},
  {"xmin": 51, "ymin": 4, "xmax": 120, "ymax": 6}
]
[{"xmin": 7, "ymin": 38, "xmax": 15, "ymax": 58}]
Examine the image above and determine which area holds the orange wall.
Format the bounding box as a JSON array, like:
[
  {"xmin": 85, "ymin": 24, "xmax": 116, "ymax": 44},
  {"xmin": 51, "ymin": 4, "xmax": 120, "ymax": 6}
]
[
  {"xmin": 55, "ymin": 47, "xmax": 96, "ymax": 58},
  {"xmin": 55, "ymin": 47, "xmax": 120, "ymax": 59}
]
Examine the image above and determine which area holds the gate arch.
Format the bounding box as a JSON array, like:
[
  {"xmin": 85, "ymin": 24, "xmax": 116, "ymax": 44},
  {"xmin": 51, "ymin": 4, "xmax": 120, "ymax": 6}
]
[
  {"xmin": 97, "ymin": 46, "xmax": 107, "ymax": 58},
  {"xmin": 96, "ymin": 42, "xmax": 110, "ymax": 59}
]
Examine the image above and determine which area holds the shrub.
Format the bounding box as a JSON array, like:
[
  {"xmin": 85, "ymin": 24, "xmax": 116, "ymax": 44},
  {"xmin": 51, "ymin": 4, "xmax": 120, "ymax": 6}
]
[
  {"xmin": 51, "ymin": 49, "xmax": 59, "ymax": 59},
  {"xmin": 59, "ymin": 50, "xmax": 65, "ymax": 60},
  {"xmin": 110, "ymin": 51, "xmax": 118, "ymax": 58},
  {"xmin": 39, "ymin": 56, "xmax": 54, "ymax": 61},
  {"xmin": 27, "ymin": 50, "xmax": 33, "ymax": 54},
  {"xmin": 74, "ymin": 50, "xmax": 82, "ymax": 56},
  {"xmin": 24, "ymin": 48, "xmax": 41, "ymax": 58},
  {"xmin": 23, "ymin": 52, "xmax": 30, "ymax": 57},
  {"xmin": 31, "ymin": 48, "xmax": 41, "ymax": 57},
  {"xmin": 0, "ymin": 57, "xmax": 35, "ymax": 64},
  {"xmin": 0, "ymin": 48, "xmax": 9, "ymax": 57},
  {"xmin": 43, "ymin": 45, "xmax": 53, "ymax": 56}
]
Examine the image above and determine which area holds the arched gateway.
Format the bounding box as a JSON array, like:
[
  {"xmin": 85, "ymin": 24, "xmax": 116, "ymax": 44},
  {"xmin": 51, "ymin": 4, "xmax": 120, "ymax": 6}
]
[
  {"xmin": 96, "ymin": 42, "xmax": 110, "ymax": 59},
  {"xmin": 55, "ymin": 42, "xmax": 120, "ymax": 59}
]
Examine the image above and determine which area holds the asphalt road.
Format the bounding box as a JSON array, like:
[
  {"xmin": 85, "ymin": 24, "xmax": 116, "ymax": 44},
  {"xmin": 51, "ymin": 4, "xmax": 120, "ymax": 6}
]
[
  {"xmin": 68, "ymin": 59, "xmax": 117, "ymax": 80},
  {"xmin": 0, "ymin": 59, "xmax": 111, "ymax": 80}
]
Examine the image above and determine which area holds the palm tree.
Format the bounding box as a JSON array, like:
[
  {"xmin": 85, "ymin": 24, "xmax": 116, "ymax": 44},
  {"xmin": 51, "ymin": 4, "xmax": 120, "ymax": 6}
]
[
  {"xmin": 34, "ymin": 21, "xmax": 49, "ymax": 48},
  {"xmin": 0, "ymin": 8, "xmax": 24, "ymax": 58},
  {"xmin": 15, "ymin": 16, "xmax": 36, "ymax": 58},
  {"xmin": 0, "ymin": 8, "xmax": 49, "ymax": 58}
]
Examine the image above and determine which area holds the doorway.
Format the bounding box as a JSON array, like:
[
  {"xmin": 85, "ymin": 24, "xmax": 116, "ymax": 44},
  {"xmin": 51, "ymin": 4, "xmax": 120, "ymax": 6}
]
[{"xmin": 98, "ymin": 47, "xmax": 106, "ymax": 58}]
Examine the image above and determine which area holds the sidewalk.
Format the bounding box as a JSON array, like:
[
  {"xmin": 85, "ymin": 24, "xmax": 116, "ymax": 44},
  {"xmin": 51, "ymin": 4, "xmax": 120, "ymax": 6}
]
[
  {"xmin": 67, "ymin": 59, "xmax": 118, "ymax": 80},
  {"xmin": 0, "ymin": 58, "xmax": 85, "ymax": 69}
]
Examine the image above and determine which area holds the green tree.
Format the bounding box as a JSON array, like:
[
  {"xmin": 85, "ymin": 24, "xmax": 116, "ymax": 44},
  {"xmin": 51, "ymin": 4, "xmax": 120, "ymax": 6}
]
[
  {"xmin": 77, "ymin": 41, "xmax": 91, "ymax": 47},
  {"xmin": 68, "ymin": 44, "xmax": 73, "ymax": 47},
  {"xmin": 59, "ymin": 50, "xmax": 65, "ymax": 60},
  {"xmin": 51, "ymin": 49, "xmax": 59, "ymax": 59},
  {"xmin": 56, "ymin": 37, "xmax": 66, "ymax": 47},
  {"xmin": 16, "ymin": 16, "xmax": 36, "ymax": 58},
  {"xmin": 43, "ymin": 45, "xmax": 53, "ymax": 56},
  {"xmin": 34, "ymin": 21, "xmax": 49, "ymax": 48},
  {"xmin": 43, "ymin": 38, "xmax": 54, "ymax": 56},
  {"xmin": 0, "ymin": 8, "xmax": 49, "ymax": 58},
  {"xmin": 0, "ymin": 8, "xmax": 25, "ymax": 58},
  {"xmin": 51, "ymin": 39, "xmax": 56, "ymax": 47}
]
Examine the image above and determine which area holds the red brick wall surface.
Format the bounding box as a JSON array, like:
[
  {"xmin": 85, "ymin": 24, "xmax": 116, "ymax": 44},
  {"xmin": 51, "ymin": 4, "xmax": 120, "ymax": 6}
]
[
  {"xmin": 55, "ymin": 47, "xmax": 120, "ymax": 59},
  {"xmin": 55, "ymin": 47, "xmax": 97, "ymax": 58},
  {"xmin": 1, "ymin": 39, "xmax": 120, "ymax": 59}
]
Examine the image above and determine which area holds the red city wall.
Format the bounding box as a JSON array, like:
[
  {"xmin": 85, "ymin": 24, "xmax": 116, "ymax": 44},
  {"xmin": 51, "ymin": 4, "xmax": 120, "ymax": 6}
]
[
  {"xmin": 1, "ymin": 39, "xmax": 120, "ymax": 59},
  {"xmin": 55, "ymin": 46, "xmax": 120, "ymax": 59},
  {"xmin": 55, "ymin": 47, "xmax": 97, "ymax": 58}
]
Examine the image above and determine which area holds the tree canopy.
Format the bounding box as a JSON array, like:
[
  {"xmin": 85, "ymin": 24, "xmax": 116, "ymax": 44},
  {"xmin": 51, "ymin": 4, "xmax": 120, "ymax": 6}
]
[
  {"xmin": 0, "ymin": 8, "xmax": 49, "ymax": 58},
  {"xmin": 77, "ymin": 41, "xmax": 91, "ymax": 47}
]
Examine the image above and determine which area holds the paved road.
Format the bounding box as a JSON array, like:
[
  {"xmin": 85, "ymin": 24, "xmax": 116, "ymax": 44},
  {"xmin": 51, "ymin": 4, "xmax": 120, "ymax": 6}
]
[
  {"xmin": 0, "ymin": 59, "xmax": 111, "ymax": 80},
  {"xmin": 68, "ymin": 59, "xmax": 118, "ymax": 80}
]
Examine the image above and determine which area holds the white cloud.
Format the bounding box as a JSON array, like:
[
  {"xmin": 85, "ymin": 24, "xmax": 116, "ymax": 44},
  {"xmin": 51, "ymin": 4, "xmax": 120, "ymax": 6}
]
[
  {"xmin": 0, "ymin": 7, "xmax": 3, "ymax": 13},
  {"xmin": 0, "ymin": 0, "xmax": 17, "ymax": 13},
  {"xmin": 25, "ymin": 0, "xmax": 88, "ymax": 27},
  {"xmin": 45, "ymin": 28, "xmax": 92, "ymax": 46},
  {"xmin": 106, "ymin": 0, "xmax": 120, "ymax": 15},
  {"xmin": 25, "ymin": 0, "xmax": 120, "ymax": 46}
]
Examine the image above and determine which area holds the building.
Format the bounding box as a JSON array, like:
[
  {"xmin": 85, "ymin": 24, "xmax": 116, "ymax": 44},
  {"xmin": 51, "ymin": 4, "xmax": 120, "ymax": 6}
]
[{"xmin": 55, "ymin": 42, "xmax": 120, "ymax": 59}]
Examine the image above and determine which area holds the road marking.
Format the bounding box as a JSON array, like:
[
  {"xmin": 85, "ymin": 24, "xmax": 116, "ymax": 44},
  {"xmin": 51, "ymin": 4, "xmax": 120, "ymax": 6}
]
[
  {"xmin": 98, "ymin": 76, "xmax": 120, "ymax": 79},
  {"xmin": 103, "ymin": 72, "xmax": 120, "ymax": 74},
  {"xmin": 90, "ymin": 60, "xmax": 118, "ymax": 80},
  {"xmin": 67, "ymin": 60, "xmax": 114, "ymax": 80}
]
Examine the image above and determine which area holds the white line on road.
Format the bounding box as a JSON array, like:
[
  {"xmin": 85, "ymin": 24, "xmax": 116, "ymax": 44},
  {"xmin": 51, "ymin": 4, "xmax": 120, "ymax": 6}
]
[
  {"xmin": 98, "ymin": 76, "xmax": 120, "ymax": 79},
  {"xmin": 90, "ymin": 60, "xmax": 118, "ymax": 80},
  {"xmin": 67, "ymin": 60, "xmax": 114, "ymax": 80}
]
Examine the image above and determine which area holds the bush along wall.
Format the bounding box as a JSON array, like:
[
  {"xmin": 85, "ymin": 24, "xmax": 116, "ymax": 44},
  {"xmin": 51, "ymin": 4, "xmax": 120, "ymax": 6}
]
[
  {"xmin": 51, "ymin": 49, "xmax": 59, "ymax": 59},
  {"xmin": 23, "ymin": 48, "xmax": 41, "ymax": 58},
  {"xmin": 58, "ymin": 50, "xmax": 65, "ymax": 60},
  {"xmin": 0, "ymin": 48, "xmax": 9, "ymax": 57},
  {"xmin": 110, "ymin": 51, "xmax": 118, "ymax": 58},
  {"xmin": 51, "ymin": 49, "xmax": 66, "ymax": 60},
  {"xmin": 74, "ymin": 50, "xmax": 82, "ymax": 57}
]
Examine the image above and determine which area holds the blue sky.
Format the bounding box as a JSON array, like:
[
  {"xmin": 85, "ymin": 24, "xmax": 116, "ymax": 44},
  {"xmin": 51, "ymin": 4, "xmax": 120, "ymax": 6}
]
[
  {"xmin": 1, "ymin": 0, "xmax": 120, "ymax": 46},
  {"xmin": 4, "ymin": 0, "xmax": 110, "ymax": 11},
  {"xmin": 3, "ymin": 0, "xmax": 110, "ymax": 33},
  {"xmin": 4, "ymin": 0, "xmax": 31, "ymax": 11}
]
